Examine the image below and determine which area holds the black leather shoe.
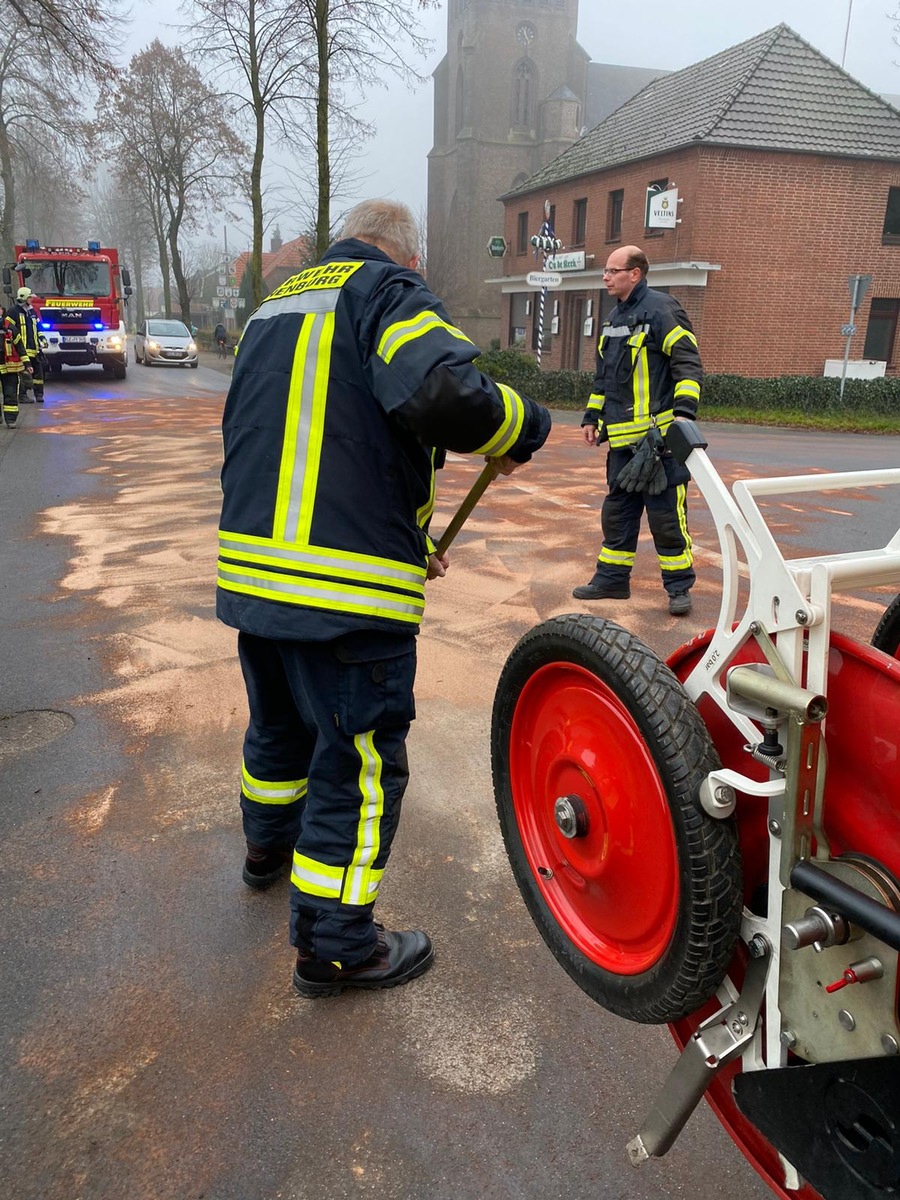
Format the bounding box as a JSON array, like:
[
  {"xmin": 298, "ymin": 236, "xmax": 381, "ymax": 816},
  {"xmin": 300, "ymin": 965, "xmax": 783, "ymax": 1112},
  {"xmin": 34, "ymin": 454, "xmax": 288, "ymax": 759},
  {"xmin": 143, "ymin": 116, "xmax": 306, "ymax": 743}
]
[
  {"xmin": 242, "ymin": 841, "xmax": 293, "ymax": 889},
  {"xmin": 668, "ymin": 592, "xmax": 692, "ymax": 616},
  {"xmin": 293, "ymin": 926, "xmax": 434, "ymax": 998},
  {"xmin": 572, "ymin": 582, "xmax": 631, "ymax": 600}
]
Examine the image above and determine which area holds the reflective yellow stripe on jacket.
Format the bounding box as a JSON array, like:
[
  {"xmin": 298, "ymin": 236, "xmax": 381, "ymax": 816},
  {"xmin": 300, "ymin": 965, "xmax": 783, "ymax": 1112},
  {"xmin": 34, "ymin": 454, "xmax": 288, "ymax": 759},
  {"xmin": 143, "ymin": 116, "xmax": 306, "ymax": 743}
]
[
  {"xmin": 606, "ymin": 408, "xmax": 675, "ymax": 448},
  {"xmin": 218, "ymin": 532, "xmax": 426, "ymax": 624}
]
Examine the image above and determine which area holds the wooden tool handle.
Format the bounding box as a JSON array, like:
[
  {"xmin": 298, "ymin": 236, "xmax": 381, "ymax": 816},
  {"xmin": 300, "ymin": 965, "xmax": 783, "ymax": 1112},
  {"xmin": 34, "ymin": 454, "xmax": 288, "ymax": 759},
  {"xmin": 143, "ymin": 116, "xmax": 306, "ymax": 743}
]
[{"xmin": 434, "ymin": 461, "xmax": 499, "ymax": 557}]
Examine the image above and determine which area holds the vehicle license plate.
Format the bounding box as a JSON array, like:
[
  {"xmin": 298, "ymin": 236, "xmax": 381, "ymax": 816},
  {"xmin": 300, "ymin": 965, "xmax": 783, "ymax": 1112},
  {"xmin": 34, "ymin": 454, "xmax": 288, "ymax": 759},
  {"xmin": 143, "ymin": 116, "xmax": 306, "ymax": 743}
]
[{"xmin": 62, "ymin": 336, "xmax": 87, "ymax": 344}]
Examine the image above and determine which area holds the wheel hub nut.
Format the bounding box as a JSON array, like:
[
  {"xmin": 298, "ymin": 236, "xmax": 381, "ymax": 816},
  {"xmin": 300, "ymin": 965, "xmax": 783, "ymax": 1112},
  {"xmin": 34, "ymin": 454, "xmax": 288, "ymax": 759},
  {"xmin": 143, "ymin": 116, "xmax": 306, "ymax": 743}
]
[{"xmin": 554, "ymin": 795, "xmax": 589, "ymax": 838}]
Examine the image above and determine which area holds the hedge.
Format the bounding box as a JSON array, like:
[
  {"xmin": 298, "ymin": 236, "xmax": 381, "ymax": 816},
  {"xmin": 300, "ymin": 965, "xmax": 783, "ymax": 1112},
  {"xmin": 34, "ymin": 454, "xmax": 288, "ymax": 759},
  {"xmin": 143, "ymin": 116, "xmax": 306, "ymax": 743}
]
[{"xmin": 473, "ymin": 349, "xmax": 900, "ymax": 418}]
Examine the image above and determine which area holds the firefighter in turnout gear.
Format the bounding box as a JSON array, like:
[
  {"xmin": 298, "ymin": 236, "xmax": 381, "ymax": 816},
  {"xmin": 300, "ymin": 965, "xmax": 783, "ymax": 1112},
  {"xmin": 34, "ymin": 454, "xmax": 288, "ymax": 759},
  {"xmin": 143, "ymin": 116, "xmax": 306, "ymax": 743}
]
[
  {"xmin": 218, "ymin": 199, "xmax": 551, "ymax": 997},
  {"xmin": 573, "ymin": 245, "xmax": 702, "ymax": 616},
  {"xmin": 1, "ymin": 306, "xmax": 30, "ymax": 427},
  {"xmin": 9, "ymin": 287, "xmax": 44, "ymax": 403}
]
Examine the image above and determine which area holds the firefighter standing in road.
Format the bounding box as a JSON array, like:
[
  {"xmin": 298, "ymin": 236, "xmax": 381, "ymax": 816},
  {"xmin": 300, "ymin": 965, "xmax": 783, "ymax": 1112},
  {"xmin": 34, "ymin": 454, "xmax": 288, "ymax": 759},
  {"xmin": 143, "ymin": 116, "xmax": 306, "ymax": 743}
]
[
  {"xmin": 218, "ymin": 198, "xmax": 551, "ymax": 998},
  {"xmin": 0, "ymin": 305, "xmax": 30, "ymax": 428},
  {"xmin": 9, "ymin": 287, "xmax": 44, "ymax": 404},
  {"xmin": 573, "ymin": 245, "xmax": 702, "ymax": 616}
]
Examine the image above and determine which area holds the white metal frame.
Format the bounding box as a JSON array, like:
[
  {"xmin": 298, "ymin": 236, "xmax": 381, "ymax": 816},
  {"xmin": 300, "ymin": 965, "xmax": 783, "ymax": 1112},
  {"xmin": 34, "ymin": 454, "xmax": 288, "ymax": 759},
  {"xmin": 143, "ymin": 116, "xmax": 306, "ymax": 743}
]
[{"xmin": 680, "ymin": 448, "xmax": 900, "ymax": 1112}]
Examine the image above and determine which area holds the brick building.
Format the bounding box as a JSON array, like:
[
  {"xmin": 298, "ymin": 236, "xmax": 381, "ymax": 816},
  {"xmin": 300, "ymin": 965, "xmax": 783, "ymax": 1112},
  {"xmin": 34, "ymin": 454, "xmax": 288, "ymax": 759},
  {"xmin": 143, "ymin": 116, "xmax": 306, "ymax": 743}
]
[
  {"xmin": 427, "ymin": 0, "xmax": 663, "ymax": 349},
  {"xmin": 492, "ymin": 25, "xmax": 900, "ymax": 378}
]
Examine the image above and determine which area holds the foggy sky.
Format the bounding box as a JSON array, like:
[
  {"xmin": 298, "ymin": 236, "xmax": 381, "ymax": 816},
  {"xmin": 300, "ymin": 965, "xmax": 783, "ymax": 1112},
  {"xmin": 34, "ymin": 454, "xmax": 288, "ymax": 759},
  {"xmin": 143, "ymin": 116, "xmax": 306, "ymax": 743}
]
[{"xmin": 126, "ymin": 0, "xmax": 899, "ymax": 244}]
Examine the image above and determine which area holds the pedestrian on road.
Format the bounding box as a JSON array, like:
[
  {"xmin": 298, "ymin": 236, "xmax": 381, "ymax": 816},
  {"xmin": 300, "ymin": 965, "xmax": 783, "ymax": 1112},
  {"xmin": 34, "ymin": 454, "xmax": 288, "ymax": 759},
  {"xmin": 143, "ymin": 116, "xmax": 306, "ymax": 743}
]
[
  {"xmin": 573, "ymin": 245, "xmax": 702, "ymax": 616},
  {"xmin": 0, "ymin": 305, "xmax": 30, "ymax": 428},
  {"xmin": 8, "ymin": 288, "xmax": 44, "ymax": 404},
  {"xmin": 217, "ymin": 198, "xmax": 551, "ymax": 998}
]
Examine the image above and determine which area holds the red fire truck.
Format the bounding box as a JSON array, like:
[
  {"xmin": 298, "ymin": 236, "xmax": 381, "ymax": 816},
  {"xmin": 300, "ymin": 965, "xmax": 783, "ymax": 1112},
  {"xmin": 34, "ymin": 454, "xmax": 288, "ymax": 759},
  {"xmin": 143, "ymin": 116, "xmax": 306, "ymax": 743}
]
[{"xmin": 4, "ymin": 240, "xmax": 132, "ymax": 379}]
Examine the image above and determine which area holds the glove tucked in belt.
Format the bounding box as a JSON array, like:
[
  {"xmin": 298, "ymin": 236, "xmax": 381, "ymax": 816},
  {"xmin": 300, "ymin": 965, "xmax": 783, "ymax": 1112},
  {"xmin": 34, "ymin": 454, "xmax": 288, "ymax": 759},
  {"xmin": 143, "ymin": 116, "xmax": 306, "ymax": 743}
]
[{"xmin": 615, "ymin": 426, "xmax": 668, "ymax": 495}]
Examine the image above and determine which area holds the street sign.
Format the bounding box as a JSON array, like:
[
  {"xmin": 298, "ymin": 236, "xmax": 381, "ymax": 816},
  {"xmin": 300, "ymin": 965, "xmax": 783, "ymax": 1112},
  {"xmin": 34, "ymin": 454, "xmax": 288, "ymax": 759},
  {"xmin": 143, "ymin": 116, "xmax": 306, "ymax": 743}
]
[
  {"xmin": 218, "ymin": 275, "xmax": 226, "ymax": 286},
  {"xmin": 848, "ymin": 274, "xmax": 872, "ymax": 311},
  {"xmin": 236, "ymin": 298, "xmax": 246, "ymax": 309},
  {"xmin": 526, "ymin": 271, "xmax": 562, "ymax": 288},
  {"xmin": 840, "ymin": 324, "xmax": 857, "ymax": 337},
  {"xmin": 487, "ymin": 236, "xmax": 507, "ymax": 258},
  {"xmin": 229, "ymin": 297, "xmax": 239, "ymax": 308}
]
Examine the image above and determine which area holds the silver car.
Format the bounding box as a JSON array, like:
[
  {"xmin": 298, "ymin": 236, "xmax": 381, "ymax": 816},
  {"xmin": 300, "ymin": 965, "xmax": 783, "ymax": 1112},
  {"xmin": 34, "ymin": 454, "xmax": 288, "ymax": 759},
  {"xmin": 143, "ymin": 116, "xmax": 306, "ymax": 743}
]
[{"xmin": 134, "ymin": 319, "xmax": 199, "ymax": 368}]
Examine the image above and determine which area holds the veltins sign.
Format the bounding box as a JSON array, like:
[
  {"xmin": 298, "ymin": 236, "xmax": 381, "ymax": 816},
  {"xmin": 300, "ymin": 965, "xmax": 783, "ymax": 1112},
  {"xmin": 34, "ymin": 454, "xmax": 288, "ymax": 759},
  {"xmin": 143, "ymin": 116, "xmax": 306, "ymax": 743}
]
[
  {"xmin": 544, "ymin": 250, "xmax": 585, "ymax": 272},
  {"xmin": 647, "ymin": 187, "xmax": 679, "ymax": 229}
]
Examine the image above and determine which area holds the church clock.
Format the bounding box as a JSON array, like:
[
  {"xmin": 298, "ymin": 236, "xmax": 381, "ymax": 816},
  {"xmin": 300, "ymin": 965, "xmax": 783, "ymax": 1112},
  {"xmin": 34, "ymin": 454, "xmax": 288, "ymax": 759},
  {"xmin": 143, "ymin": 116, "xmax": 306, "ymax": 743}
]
[{"xmin": 516, "ymin": 22, "xmax": 536, "ymax": 48}]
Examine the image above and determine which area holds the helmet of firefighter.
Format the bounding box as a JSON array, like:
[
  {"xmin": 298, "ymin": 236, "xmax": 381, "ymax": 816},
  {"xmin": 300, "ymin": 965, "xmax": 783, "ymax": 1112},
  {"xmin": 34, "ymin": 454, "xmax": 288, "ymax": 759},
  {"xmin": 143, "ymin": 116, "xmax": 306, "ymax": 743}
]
[{"xmin": 16, "ymin": 286, "xmax": 32, "ymax": 302}]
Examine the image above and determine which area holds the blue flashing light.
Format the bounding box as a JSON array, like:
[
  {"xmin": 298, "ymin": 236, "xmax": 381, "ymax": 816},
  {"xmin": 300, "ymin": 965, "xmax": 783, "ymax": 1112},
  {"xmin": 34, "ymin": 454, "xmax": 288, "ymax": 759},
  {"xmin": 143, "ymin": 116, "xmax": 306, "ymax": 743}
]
[
  {"xmin": 87, "ymin": 240, "xmax": 101, "ymax": 253},
  {"xmin": 94, "ymin": 322, "xmax": 105, "ymax": 330},
  {"xmin": 25, "ymin": 238, "xmax": 40, "ymax": 251},
  {"xmin": 40, "ymin": 321, "xmax": 51, "ymax": 329}
]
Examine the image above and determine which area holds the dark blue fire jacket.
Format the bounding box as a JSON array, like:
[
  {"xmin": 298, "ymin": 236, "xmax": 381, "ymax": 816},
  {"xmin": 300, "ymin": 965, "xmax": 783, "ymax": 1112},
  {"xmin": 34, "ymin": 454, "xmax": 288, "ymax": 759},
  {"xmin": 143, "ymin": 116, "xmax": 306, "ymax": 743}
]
[{"xmin": 218, "ymin": 239, "xmax": 550, "ymax": 640}]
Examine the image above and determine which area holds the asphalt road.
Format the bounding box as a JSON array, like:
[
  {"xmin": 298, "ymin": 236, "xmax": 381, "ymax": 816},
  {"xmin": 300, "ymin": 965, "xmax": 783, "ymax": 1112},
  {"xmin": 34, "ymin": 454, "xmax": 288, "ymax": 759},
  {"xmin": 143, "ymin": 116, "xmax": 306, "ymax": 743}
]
[{"xmin": 1, "ymin": 358, "xmax": 898, "ymax": 1200}]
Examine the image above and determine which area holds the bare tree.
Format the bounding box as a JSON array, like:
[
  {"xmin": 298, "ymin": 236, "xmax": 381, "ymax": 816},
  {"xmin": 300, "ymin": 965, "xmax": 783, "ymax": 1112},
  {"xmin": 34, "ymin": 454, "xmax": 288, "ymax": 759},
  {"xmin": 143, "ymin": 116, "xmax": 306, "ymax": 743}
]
[
  {"xmin": 89, "ymin": 172, "xmax": 156, "ymax": 325},
  {"xmin": 185, "ymin": 0, "xmax": 315, "ymax": 309},
  {"xmin": 291, "ymin": 0, "xmax": 436, "ymax": 260},
  {"xmin": 105, "ymin": 41, "xmax": 247, "ymax": 325},
  {"xmin": 1, "ymin": 0, "xmax": 123, "ymax": 79},
  {"xmin": 0, "ymin": 14, "xmax": 95, "ymax": 265}
]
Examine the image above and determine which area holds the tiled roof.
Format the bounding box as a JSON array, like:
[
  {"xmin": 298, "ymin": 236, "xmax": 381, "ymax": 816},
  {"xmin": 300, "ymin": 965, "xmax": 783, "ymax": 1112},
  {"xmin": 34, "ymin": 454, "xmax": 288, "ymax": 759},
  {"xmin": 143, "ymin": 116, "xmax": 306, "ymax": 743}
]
[
  {"xmin": 232, "ymin": 234, "xmax": 310, "ymax": 287},
  {"xmin": 507, "ymin": 25, "xmax": 900, "ymax": 197}
]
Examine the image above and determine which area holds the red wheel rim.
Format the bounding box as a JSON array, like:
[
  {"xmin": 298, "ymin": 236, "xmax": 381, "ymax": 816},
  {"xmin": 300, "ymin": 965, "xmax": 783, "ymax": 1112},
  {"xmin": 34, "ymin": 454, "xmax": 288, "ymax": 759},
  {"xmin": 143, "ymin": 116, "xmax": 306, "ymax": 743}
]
[{"xmin": 508, "ymin": 661, "xmax": 679, "ymax": 974}]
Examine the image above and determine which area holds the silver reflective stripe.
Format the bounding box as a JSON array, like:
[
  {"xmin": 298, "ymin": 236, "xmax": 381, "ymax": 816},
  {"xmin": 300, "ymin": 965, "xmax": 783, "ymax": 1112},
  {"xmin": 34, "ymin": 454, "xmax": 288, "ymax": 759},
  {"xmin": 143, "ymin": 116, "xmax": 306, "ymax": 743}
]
[
  {"xmin": 284, "ymin": 315, "xmax": 329, "ymax": 543},
  {"xmin": 245, "ymin": 291, "xmax": 342, "ymax": 327},
  {"xmin": 219, "ymin": 536, "xmax": 423, "ymax": 585},
  {"xmin": 217, "ymin": 566, "xmax": 423, "ymax": 615},
  {"xmin": 603, "ymin": 324, "xmax": 632, "ymax": 338}
]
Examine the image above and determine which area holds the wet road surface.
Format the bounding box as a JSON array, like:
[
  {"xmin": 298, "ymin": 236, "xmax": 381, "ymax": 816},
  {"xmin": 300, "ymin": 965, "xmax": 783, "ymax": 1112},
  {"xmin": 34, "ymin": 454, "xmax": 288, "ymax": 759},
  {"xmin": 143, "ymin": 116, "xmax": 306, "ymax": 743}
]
[{"xmin": 1, "ymin": 361, "xmax": 898, "ymax": 1200}]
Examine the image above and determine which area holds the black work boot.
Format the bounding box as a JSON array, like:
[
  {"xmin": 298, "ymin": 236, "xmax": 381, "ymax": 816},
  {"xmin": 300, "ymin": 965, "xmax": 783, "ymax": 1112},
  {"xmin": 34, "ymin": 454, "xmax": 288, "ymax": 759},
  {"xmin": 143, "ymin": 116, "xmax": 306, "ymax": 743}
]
[
  {"xmin": 572, "ymin": 579, "xmax": 631, "ymax": 601},
  {"xmin": 668, "ymin": 591, "xmax": 692, "ymax": 616},
  {"xmin": 293, "ymin": 925, "xmax": 434, "ymax": 998},
  {"xmin": 35, "ymin": 392, "xmax": 44, "ymax": 403},
  {"xmin": 242, "ymin": 841, "xmax": 293, "ymax": 889}
]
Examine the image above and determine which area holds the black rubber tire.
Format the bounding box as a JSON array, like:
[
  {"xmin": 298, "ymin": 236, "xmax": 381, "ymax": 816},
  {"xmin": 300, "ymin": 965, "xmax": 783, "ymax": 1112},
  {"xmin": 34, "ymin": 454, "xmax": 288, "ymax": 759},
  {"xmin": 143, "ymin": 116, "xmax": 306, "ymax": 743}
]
[
  {"xmin": 872, "ymin": 594, "xmax": 900, "ymax": 660},
  {"xmin": 492, "ymin": 614, "xmax": 743, "ymax": 1024}
]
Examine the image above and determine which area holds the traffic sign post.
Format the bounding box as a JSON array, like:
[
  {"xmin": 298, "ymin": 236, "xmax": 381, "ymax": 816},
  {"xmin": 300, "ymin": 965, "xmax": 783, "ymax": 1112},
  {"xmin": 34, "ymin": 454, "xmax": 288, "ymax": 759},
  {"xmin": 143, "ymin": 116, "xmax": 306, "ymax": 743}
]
[
  {"xmin": 530, "ymin": 201, "xmax": 562, "ymax": 368},
  {"xmin": 839, "ymin": 274, "xmax": 872, "ymax": 401}
]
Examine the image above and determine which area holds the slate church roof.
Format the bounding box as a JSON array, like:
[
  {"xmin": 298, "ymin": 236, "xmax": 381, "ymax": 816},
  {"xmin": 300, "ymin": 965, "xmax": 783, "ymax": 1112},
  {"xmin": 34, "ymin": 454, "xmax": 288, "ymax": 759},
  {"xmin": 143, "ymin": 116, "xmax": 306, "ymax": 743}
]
[{"xmin": 506, "ymin": 24, "xmax": 900, "ymax": 196}]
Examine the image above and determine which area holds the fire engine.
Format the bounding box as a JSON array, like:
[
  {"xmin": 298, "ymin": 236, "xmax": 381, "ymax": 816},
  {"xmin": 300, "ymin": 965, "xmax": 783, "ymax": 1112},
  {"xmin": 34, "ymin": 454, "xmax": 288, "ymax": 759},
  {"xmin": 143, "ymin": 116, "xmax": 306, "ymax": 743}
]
[{"xmin": 3, "ymin": 240, "xmax": 132, "ymax": 378}]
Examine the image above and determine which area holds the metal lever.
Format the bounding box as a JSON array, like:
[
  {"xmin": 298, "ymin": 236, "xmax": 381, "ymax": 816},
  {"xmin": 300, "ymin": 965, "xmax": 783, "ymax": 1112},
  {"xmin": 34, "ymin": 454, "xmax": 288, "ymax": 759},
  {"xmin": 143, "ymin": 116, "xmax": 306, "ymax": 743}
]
[{"xmin": 627, "ymin": 937, "xmax": 771, "ymax": 1165}]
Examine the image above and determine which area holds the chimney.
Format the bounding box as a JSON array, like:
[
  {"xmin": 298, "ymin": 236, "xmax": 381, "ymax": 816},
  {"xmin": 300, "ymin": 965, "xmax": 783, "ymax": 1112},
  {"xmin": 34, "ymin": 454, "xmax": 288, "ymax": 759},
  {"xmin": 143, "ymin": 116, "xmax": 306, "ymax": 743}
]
[{"xmin": 270, "ymin": 225, "xmax": 283, "ymax": 253}]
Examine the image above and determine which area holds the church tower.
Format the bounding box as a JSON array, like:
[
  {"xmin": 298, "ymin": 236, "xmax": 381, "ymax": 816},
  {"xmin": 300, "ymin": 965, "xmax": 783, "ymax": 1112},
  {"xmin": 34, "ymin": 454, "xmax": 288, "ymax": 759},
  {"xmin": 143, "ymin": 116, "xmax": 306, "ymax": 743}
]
[{"xmin": 427, "ymin": 0, "xmax": 587, "ymax": 348}]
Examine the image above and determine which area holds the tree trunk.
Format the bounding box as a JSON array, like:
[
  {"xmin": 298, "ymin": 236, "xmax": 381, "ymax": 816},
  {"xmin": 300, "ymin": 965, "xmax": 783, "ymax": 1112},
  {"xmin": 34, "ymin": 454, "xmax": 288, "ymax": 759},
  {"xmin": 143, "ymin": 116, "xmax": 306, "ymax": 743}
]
[
  {"xmin": 315, "ymin": 0, "xmax": 330, "ymax": 262},
  {"xmin": 168, "ymin": 221, "xmax": 191, "ymax": 327},
  {"xmin": 248, "ymin": 0, "xmax": 265, "ymax": 309},
  {"xmin": 0, "ymin": 118, "xmax": 17, "ymax": 273}
]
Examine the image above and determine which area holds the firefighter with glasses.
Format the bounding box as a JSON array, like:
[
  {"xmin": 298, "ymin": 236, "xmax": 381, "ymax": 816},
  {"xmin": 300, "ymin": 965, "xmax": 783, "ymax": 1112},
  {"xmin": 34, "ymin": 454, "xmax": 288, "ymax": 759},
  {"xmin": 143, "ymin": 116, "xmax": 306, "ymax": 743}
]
[{"xmin": 573, "ymin": 245, "xmax": 702, "ymax": 616}]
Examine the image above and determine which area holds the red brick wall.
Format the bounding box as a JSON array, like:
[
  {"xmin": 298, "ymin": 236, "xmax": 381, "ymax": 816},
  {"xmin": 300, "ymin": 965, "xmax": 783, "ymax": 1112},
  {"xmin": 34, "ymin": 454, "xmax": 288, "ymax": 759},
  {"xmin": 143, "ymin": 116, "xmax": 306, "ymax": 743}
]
[{"xmin": 500, "ymin": 145, "xmax": 900, "ymax": 377}]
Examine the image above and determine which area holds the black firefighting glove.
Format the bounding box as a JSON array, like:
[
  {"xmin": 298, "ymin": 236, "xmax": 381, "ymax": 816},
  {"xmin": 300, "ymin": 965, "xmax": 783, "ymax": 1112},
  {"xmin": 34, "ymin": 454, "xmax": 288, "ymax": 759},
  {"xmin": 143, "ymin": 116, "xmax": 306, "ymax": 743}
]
[{"xmin": 615, "ymin": 426, "xmax": 668, "ymax": 495}]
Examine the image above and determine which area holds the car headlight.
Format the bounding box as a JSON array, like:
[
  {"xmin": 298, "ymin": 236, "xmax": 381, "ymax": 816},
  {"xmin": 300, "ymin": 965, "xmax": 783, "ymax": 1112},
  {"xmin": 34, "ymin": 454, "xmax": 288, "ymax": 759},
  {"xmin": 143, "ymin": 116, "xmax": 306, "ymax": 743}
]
[
  {"xmin": 188, "ymin": 342, "xmax": 197, "ymax": 352},
  {"xmin": 108, "ymin": 336, "xmax": 122, "ymax": 348},
  {"xmin": 148, "ymin": 341, "xmax": 160, "ymax": 351}
]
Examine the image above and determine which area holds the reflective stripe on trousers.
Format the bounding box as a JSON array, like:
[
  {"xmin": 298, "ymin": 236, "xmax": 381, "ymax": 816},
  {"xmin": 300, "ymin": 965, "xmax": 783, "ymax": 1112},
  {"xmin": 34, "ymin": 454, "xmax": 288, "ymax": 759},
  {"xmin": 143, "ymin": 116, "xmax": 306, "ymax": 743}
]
[
  {"xmin": 592, "ymin": 448, "xmax": 695, "ymax": 595},
  {"xmin": 237, "ymin": 629, "xmax": 416, "ymax": 966}
]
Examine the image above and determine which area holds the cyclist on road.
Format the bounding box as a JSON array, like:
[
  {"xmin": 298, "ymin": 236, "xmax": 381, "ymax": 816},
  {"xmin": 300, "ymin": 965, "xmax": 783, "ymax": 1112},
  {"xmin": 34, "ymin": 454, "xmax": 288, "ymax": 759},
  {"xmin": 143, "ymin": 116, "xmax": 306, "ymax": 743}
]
[{"xmin": 214, "ymin": 322, "xmax": 227, "ymax": 356}]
